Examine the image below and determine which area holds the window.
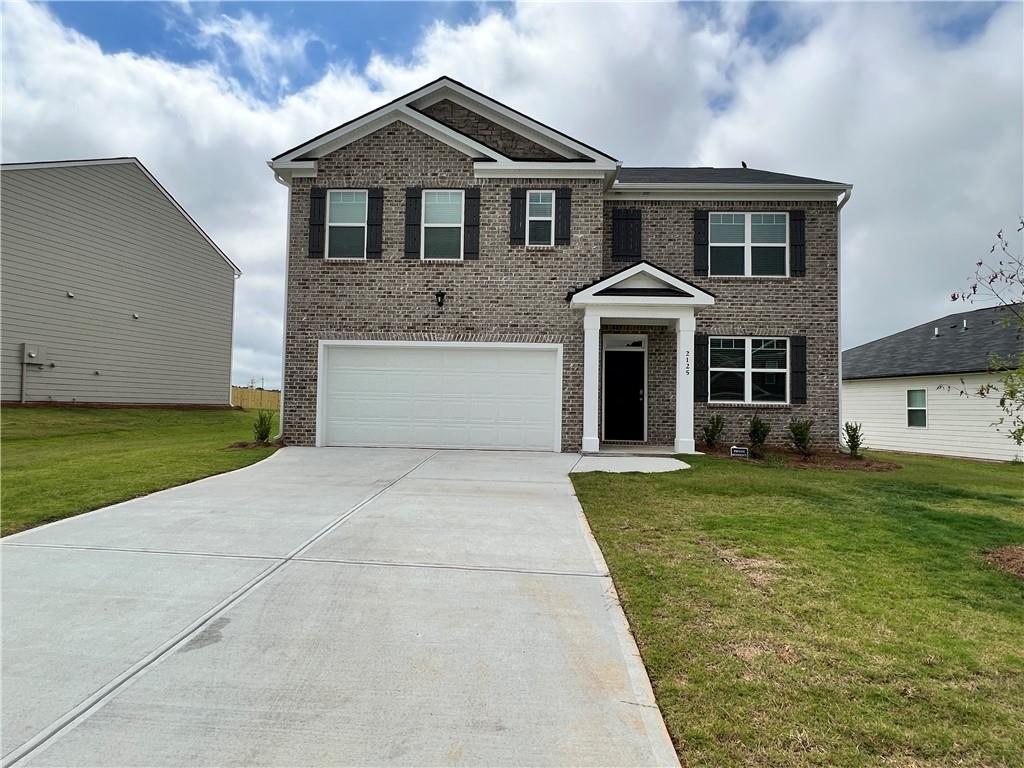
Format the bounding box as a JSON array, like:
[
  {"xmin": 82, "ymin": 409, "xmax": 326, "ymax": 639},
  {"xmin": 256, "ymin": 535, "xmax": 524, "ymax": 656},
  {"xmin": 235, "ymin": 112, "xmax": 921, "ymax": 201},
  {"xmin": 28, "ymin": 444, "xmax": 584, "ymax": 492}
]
[
  {"xmin": 527, "ymin": 190, "xmax": 554, "ymax": 246},
  {"xmin": 907, "ymin": 389, "xmax": 927, "ymax": 427},
  {"xmin": 710, "ymin": 212, "xmax": 788, "ymax": 276},
  {"xmin": 709, "ymin": 337, "xmax": 788, "ymax": 403},
  {"xmin": 422, "ymin": 190, "xmax": 464, "ymax": 260},
  {"xmin": 326, "ymin": 190, "xmax": 367, "ymax": 259}
]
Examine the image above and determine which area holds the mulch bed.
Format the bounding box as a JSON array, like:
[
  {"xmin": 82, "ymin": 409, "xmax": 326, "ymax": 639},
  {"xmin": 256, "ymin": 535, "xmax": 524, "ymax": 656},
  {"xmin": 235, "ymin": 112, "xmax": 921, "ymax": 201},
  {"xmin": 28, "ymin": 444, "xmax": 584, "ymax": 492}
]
[
  {"xmin": 985, "ymin": 545, "xmax": 1024, "ymax": 579},
  {"xmin": 227, "ymin": 439, "xmax": 285, "ymax": 449},
  {"xmin": 700, "ymin": 445, "xmax": 900, "ymax": 471}
]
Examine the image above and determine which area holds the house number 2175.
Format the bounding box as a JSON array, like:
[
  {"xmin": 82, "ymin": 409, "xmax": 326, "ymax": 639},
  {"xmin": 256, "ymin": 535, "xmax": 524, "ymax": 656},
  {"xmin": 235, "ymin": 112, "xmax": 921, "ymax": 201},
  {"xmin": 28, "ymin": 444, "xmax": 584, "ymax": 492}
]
[{"xmin": 685, "ymin": 350, "xmax": 691, "ymax": 376}]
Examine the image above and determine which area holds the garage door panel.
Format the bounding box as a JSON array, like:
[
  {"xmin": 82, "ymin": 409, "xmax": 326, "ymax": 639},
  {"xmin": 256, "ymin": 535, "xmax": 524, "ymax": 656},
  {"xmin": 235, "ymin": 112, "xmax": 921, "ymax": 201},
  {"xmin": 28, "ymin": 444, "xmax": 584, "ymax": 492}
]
[{"xmin": 321, "ymin": 344, "xmax": 561, "ymax": 451}]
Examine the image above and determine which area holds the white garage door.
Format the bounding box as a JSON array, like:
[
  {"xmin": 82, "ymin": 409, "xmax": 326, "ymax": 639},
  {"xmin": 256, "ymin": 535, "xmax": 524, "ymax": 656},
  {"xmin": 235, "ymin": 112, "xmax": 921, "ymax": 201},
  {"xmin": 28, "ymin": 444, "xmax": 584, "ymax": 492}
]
[{"xmin": 320, "ymin": 342, "xmax": 562, "ymax": 451}]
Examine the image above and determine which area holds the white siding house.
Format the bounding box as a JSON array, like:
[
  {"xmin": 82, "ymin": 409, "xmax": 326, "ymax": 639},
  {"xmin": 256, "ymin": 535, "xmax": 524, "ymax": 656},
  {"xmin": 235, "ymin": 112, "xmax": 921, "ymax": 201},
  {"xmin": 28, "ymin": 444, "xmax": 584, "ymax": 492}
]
[
  {"xmin": 0, "ymin": 158, "xmax": 240, "ymax": 405},
  {"xmin": 842, "ymin": 306, "xmax": 1023, "ymax": 462}
]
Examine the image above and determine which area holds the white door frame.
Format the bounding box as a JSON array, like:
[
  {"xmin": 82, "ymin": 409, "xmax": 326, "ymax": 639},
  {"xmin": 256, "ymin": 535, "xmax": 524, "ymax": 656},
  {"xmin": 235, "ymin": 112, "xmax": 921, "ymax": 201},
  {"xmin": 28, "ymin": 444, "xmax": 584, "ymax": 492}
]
[
  {"xmin": 316, "ymin": 339, "xmax": 564, "ymax": 451},
  {"xmin": 601, "ymin": 333, "xmax": 647, "ymax": 442}
]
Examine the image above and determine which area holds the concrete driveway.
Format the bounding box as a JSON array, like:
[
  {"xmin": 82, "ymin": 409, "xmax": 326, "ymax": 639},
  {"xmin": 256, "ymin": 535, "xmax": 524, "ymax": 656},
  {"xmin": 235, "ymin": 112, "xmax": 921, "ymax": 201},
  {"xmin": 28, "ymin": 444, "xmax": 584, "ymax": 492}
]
[{"xmin": 2, "ymin": 448, "xmax": 677, "ymax": 767}]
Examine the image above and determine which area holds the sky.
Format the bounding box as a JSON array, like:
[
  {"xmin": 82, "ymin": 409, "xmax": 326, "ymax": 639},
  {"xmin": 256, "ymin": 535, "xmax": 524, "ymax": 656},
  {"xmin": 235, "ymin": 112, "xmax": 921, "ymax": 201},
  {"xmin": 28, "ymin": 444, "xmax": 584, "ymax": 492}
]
[{"xmin": 2, "ymin": 0, "xmax": 1021, "ymax": 389}]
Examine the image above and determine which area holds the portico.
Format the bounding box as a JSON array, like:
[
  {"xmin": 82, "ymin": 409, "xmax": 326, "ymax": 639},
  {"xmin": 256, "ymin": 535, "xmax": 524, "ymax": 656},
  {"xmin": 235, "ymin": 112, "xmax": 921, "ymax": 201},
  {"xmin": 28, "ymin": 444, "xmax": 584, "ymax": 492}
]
[{"xmin": 569, "ymin": 262, "xmax": 715, "ymax": 454}]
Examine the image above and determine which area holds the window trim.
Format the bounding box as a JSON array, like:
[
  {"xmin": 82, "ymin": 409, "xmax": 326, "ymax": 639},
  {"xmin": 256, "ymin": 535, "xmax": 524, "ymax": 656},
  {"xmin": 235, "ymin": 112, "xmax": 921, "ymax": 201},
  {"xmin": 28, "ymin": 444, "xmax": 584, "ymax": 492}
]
[
  {"xmin": 708, "ymin": 335, "xmax": 790, "ymax": 404},
  {"xmin": 421, "ymin": 188, "xmax": 464, "ymax": 261},
  {"xmin": 709, "ymin": 212, "xmax": 789, "ymax": 278},
  {"xmin": 325, "ymin": 189, "xmax": 368, "ymax": 261},
  {"xmin": 907, "ymin": 388, "xmax": 928, "ymax": 428},
  {"xmin": 526, "ymin": 189, "xmax": 555, "ymax": 247}
]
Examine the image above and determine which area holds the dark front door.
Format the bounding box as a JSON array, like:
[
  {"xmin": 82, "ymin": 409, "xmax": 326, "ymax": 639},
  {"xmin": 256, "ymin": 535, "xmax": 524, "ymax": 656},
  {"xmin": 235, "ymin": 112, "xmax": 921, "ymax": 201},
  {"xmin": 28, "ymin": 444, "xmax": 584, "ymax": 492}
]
[{"xmin": 604, "ymin": 350, "xmax": 645, "ymax": 441}]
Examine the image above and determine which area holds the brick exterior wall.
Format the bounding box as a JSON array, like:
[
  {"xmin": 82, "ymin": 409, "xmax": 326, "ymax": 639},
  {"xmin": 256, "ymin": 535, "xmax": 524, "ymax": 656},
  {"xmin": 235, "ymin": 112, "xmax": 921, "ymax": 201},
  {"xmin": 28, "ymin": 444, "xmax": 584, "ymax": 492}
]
[
  {"xmin": 419, "ymin": 100, "xmax": 562, "ymax": 161},
  {"xmin": 282, "ymin": 120, "xmax": 604, "ymax": 448},
  {"xmin": 603, "ymin": 199, "xmax": 841, "ymax": 447},
  {"xmin": 281, "ymin": 117, "xmax": 841, "ymax": 452}
]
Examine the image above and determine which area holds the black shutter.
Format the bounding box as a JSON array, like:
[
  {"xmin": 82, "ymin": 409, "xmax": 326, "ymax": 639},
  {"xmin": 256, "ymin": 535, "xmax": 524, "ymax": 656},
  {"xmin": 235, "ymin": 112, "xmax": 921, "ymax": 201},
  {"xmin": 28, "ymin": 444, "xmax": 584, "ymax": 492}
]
[
  {"xmin": 404, "ymin": 187, "xmax": 422, "ymax": 259},
  {"xmin": 611, "ymin": 208, "xmax": 641, "ymax": 259},
  {"xmin": 510, "ymin": 188, "xmax": 526, "ymax": 245},
  {"xmin": 463, "ymin": 187, "xmax": 480, "ymax": 260},
  {"xmin": 366, "ymin": 188, "xmax": 383, "ymax": 259},
  {"xmin": 790, "ymin": 335, "xmax": 807, "ymax": 404},
  {"xmin": 308, "ymin": 187, "xmax": 326, "ymax": 258},
  {"xmin": 693, "ymin": 210, "xmax": 709, "ymax": 276},
  {"xmin": 789, "ymin": 209, "xmax": 806, "ymax": 277},
  {"xmin": 694, "ymin": 333, "xmax": 709, "ymax": 403},
  {"xmin": 555, "ymin": 187, "xmax": 572, "ymax": 245}
]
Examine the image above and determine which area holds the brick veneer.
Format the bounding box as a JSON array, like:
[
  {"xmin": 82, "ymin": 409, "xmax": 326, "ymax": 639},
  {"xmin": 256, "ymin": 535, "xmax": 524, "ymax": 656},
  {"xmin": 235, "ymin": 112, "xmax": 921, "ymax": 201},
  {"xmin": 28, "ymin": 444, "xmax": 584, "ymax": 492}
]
[
  {"xmin": 419, "ymin": 100, "xmax": 562, "ymax": 161},
  {"xmin": 282, "ymin": 121, "xmax": 604, "ymax": 448},
  {"xmin": 603, "ymin": 199, "xmax": 841, "ymax": 447}
]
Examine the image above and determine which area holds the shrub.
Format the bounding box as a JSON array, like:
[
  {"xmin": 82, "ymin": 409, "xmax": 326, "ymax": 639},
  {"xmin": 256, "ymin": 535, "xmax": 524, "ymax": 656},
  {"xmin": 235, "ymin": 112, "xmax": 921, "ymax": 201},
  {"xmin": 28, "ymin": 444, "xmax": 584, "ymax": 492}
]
[
  {"xmin": 748, "ymin": 415, "xmax": 772, "ymax": 458},
  {"xmin": 843, "ymin": 421, "xmax": 865, "ymax": 459},
  {"xmin": 702, "ymin": 414, "xmax": 725, "ymax": 448},
  {"xmin": 253, "ymin": 410, "xmax": 273, "ymax": 444},
  {"xmin": 788, "ymin": 419, "xmax": 814, "ymax": 457}
]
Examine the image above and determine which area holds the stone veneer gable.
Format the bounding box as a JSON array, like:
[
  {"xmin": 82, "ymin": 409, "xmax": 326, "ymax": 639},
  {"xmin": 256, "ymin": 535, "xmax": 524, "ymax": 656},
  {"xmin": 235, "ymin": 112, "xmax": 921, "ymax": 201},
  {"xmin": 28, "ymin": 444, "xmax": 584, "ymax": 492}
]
[{"xmin": 419, "ymin": 99, "xmax": 563, "ymax": 161}]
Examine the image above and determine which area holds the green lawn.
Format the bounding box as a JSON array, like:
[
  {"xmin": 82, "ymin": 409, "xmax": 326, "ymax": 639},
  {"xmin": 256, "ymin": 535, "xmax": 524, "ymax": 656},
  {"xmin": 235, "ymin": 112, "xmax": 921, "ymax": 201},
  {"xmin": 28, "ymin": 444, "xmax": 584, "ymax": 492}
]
[
  {"xmin": 1, "ymin": 408, "xmax": 277, "ymax": 536},
  {"xmin": 572, "ymin": 453, "xmax": 1024, "ymax": 768}
]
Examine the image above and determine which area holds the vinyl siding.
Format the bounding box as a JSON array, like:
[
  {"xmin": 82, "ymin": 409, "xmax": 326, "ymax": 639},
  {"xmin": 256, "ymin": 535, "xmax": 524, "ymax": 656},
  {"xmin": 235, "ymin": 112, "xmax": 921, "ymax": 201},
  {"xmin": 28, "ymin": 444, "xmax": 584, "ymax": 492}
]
[
  {"xmin": 842, "ymin": 374, "xmax": 1023, "ymax": 462},
  {"xmin": 0, "ymin": 162, "xmax": 235, "ymax": 404}
]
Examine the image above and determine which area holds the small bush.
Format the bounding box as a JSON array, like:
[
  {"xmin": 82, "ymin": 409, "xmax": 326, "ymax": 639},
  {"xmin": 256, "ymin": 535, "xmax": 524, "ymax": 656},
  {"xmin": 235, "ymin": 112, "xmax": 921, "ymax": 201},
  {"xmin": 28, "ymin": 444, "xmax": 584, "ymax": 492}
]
[
  {"xmin": 748, "ymin": 415, "xmax": 772, "ymax": 458},
  {"xmin": 253, "ymin": 410, "xmax": 273, "ymax": 444},
  {"xmin": 788, "ymin": 419, "xmax": 814, "ymax": 457},
  {"xmin": 702, "ymin": 414, "xmax": 725, "ymax": 448},
  {"xmin": 843, "ymin": 421, "xmax": 865, "ymax": 459}
]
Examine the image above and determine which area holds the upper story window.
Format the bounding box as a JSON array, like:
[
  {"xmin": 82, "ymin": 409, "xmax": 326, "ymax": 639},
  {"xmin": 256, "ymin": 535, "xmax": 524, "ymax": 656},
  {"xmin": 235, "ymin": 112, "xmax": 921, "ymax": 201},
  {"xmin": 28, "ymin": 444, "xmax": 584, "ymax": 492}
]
[
  {"xmin": 710, "ymin": 212, "xmax": 788, "ymax": 277},
  {"xmin": 327, "ymin": 190, "xmax": 367, "ymax": 260},
  {"xmin": 422, "ymin": 190, "xmax": 464, "ymax": 260},
  {"xmin": 907, "ymin": 389, "xmax": 927, "ymax": 427},
  {"xmin": 527, "ymin": 190, "xmax": 554, "ymax": 246},
  {"xmin": 709, "ymin": 336, "xmax": 789, "ymax": 403}
]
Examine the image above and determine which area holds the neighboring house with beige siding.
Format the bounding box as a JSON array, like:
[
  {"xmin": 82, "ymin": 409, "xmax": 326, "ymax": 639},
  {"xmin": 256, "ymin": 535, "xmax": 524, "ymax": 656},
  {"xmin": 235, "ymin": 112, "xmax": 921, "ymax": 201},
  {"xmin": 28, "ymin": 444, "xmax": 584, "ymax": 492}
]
[
  {"xmin": 842, "ymin": 305, "xmax": 1023, "ymax": 462},
  {"xmin": 1, "ymin": 158, "xmax": 239, "ymax": 406}
]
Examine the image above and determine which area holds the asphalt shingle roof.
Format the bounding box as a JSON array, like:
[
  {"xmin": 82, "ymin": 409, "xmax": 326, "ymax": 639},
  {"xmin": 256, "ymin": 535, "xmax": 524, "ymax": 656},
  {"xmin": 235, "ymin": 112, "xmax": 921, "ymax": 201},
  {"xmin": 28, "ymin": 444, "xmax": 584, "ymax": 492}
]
[
  {"xmin": 842, "ymin": 305, "xmax": 1023, "ymax": 380},
  {"xmin": 615, "ymin": 167, "xmax": 847, "ymax": 186}
]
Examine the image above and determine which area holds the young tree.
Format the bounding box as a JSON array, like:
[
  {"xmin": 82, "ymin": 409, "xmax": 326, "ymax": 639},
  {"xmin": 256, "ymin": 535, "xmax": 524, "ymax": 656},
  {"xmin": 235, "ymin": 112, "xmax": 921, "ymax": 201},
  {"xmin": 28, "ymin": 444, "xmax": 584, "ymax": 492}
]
[{"xmin": 949, "ymin": 217, "xmax": 1024, "ymax": 447}]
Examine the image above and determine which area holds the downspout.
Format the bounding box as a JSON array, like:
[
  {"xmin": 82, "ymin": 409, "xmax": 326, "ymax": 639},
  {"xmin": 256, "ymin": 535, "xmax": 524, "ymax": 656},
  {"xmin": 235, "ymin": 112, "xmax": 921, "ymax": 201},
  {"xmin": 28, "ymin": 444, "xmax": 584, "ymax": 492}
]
[
  {"xmin": 271, "ymin": 164, "xmax": 291, "ymax": 441},
  {"xmin": 836, "ymin": 186, "xmax": 853, "ymax": 447}
]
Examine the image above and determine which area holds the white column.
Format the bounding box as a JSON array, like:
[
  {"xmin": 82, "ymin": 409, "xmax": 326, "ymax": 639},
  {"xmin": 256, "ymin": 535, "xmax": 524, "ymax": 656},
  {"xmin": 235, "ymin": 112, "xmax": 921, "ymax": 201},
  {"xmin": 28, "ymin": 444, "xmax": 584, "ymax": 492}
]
[
  {"xmin": 674, "ymin": 312, "xmax": 697, "ymax": 454},
  {"xmin": 582, "ymin": 313, "xmax": 601, "ymax": 453}
]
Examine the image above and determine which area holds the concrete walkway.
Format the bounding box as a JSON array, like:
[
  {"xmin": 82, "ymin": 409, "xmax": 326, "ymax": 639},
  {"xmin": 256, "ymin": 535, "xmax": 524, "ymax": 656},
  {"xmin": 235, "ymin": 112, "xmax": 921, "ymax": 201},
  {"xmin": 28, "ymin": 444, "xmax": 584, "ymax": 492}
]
[{"xmin": 2, "ymin": 448, "xmax": 678, "ymax": 767}]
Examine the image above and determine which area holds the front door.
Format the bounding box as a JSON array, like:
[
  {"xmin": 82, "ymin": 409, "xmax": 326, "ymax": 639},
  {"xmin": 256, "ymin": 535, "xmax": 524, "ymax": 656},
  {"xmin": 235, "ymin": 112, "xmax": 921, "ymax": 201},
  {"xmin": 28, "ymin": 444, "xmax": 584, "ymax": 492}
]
[{"xmin": 603, "ymin": 335, "xmax": 646, "ymax": 441}]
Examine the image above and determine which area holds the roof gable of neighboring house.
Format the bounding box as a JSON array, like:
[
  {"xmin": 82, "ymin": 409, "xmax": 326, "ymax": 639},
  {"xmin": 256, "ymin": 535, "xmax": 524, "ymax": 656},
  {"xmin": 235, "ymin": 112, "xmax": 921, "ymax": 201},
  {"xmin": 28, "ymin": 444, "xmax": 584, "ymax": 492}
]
[
  {"xmin": 842, "ymin": 305, "xmax": 1023, "ymax": 380},
  {"xmin": 0, "ymin": 157, "xmax": 240, "ymax": 275},
  {"xmin": 269, "ymin": 76, "xmax": 619, "ymax": 182}
]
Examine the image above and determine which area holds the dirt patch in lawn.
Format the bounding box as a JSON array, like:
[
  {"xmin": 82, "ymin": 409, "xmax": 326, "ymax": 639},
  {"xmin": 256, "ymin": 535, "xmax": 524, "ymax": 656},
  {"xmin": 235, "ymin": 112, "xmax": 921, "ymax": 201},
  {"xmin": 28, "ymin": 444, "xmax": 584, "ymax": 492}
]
[
  {"xmin": 227, "ymin": 439, "xmax": 285, "ymax": 449},
  {"xmin": 701, "ymin": 446, "xmax": 900, "ymax": 471},
  {"xmin": 985, "ymin": 544, "xmax": 1024, "ymax": 579},
  {"xmin": 706, "ymin": 542, "xmax": 786, "ymax": 591}
]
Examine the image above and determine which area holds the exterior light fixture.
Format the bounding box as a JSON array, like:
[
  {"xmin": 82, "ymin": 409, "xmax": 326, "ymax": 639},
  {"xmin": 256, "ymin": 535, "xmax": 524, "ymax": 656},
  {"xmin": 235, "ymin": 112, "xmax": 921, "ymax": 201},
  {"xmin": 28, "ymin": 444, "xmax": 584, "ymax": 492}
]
[{"xmin": 435, "ymin": 289, "xmax": 446, "ymax": 308}]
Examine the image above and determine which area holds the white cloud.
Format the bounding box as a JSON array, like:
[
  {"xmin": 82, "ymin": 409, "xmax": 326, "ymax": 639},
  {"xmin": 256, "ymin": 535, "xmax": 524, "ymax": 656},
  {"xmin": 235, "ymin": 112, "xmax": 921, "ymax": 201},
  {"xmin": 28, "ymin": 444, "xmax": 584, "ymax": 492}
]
[{"xmin": 1, "ymin": 1, "xmax": 1020, "ymax": 388}]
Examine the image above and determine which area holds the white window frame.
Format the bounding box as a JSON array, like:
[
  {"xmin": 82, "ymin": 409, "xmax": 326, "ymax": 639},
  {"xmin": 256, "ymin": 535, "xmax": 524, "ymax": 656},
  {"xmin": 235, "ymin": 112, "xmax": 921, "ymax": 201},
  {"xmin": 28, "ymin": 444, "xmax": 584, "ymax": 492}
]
[
  {"xmin": 421, "ymin": 189, "xmax": 464, "ymax": 261},
  {"xmin": 907, "ymin": 388, "xmax": 928, "ymax": 428},
  {"xmin": 709, "ymin": 212, "xmax": 789, "ymax": 278},
  {"xmin": 526, "ymin": 189, "xmax": 555, "ymax": 247},
  {"xmin": 325, "ymin": 189, "xmax": 368, "ymax": 261},
  {"xmin": 708, "ymin": 336, "xmax": 790, "ymax": 404}
]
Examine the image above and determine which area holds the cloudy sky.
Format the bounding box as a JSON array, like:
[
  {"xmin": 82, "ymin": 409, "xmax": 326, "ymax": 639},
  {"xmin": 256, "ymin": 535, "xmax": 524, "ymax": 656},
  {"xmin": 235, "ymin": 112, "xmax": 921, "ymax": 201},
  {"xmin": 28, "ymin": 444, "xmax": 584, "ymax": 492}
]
[{"xmin": 3, "ymin": 1, "xmax": 1021, "ymax": 388}]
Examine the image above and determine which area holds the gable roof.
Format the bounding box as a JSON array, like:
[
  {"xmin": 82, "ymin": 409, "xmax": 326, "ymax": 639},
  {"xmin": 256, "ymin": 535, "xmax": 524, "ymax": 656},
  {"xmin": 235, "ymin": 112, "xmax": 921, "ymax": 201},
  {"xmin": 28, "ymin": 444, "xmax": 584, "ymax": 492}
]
[
  {"xmin": 270, "ymin": 76, "xmax": 617, "ymax": 168},
  {"xmin": 1, "ymin": 157, "xmax": 240, "ymax": 275},
  {"xmin": 616, "ymin": 167, "xmax": 849, "ymax": 188},
  {"xmin": 842, "ymin": 304, "xmax": 1023, "ymax": 380},
  {"xmin": 570, "ymin": 261, "xmax": 715, "ymax": 307}
]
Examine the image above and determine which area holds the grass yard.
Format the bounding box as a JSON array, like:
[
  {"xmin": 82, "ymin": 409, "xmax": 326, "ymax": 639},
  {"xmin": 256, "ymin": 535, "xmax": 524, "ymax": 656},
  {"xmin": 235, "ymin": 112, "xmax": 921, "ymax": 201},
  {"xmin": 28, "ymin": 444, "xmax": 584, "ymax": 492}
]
[
  {"xmin": 1, "ymin": 408, "xmax": 277, "ymax": 536},
  {"xmin": 572, "ymin": 452, "xmax": 1024, "ymax": 768}
]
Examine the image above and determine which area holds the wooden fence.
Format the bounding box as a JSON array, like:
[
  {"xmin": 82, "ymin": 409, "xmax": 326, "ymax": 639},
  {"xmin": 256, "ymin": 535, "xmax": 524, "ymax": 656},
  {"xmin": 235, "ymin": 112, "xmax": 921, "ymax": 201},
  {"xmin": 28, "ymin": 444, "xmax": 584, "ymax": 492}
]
[{"xmin": 231, "ymin": 386, "xmax": 281, "ymax": 411}]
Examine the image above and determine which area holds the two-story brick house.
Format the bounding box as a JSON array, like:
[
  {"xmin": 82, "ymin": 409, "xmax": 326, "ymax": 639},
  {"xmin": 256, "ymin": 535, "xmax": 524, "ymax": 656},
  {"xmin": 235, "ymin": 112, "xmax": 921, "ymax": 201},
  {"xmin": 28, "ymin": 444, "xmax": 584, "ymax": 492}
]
[{"xmin": 269, "ymin": 77, "xmax": 852, "ymax": 453}]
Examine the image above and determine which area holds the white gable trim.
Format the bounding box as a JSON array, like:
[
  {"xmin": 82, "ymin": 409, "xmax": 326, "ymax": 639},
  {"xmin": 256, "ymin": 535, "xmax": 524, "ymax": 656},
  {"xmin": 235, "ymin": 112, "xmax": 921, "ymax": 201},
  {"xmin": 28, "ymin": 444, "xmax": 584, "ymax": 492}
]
[
  {"xmin": 3, "ymin": 157, "xmax": 241, "ymax": 275},
  {"xmin": 570, "ymin": 262, "xmax": 715, "ymax": 308}
]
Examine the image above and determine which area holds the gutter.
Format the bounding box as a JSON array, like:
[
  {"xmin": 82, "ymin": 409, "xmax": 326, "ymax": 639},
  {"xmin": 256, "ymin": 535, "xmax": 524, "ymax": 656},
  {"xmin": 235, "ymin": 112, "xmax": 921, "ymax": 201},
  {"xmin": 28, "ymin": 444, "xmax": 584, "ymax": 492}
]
[{"xmin": 837, "ymin": 185, "xmax": 853, "ymax": 444}]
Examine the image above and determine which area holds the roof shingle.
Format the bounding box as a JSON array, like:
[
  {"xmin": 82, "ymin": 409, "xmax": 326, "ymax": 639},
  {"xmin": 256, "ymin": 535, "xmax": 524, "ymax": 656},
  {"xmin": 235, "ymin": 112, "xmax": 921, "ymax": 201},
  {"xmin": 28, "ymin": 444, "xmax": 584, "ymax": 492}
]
[{"xmin": 615, "ymin": 167, "xmax": 847, "ymax": 186}]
